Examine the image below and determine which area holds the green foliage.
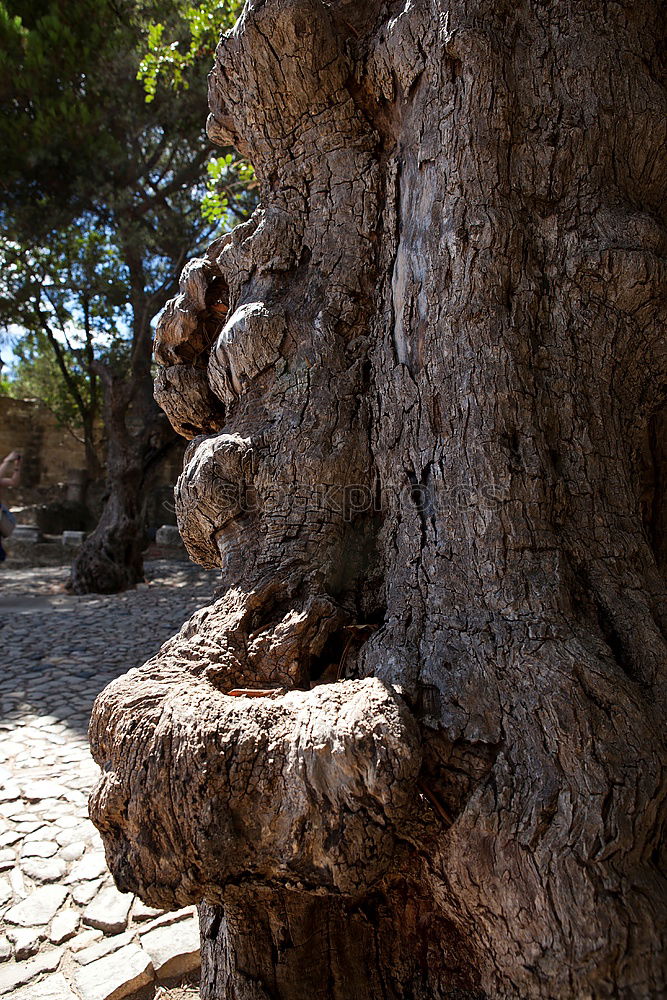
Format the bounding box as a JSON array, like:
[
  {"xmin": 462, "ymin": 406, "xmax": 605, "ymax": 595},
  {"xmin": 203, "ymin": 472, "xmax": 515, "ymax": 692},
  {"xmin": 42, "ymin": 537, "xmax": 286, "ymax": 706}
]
[
  {"xmin": 0, "ymin": 0, "xmax": 257, "ymax": 481},
  {"xmin": 202, "ymin": 153, "xmax": 257, "ymax": 223},
  {"xmin": 137, "ymin": 1, "xmax": 241, "ymax": 103},
  {"xmin": 0, "ymin": 0, "xmax": 116, "ymax": 215},
  {"xmin": 4, "ymin": 331, "xmax": 92, "ymax": 428},
  {"xmin": 137, "ymin": 0, "xmax": 255, "ymax": 223},
  {"xmin": 0, "ymin": 0, "xmax": 252, "ymax": 232},
  {"xmin": 0, "ymin": 225, "xmax": 129, "ymax": 445},
  {"xmin": 0, "ymin": 228, "xmax": 129, "ymax": 351}
]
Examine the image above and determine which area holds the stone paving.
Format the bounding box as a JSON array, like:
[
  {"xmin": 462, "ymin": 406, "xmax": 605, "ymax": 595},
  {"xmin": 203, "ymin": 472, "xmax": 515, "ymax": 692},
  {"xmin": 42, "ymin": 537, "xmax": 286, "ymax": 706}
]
[{"xmin": 0, "ymin": 560, "xmax": 220, "ymax": 999}]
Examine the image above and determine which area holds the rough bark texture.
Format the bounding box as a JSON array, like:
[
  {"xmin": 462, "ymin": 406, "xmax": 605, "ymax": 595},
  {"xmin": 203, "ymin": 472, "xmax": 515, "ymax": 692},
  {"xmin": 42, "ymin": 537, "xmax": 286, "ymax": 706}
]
[
  {"xmin": 89, "ymin": 1, "xmax": 667, "ymax": 997},
  {"xmin": 91, "ymin": 678, "xmax": 422, "ymax": 899}
]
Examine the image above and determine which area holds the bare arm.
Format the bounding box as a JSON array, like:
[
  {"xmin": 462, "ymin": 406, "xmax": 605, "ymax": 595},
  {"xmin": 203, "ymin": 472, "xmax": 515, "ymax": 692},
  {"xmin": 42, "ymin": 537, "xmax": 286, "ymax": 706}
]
[{"xmin": 0, "ymin": 453, "xmax": 21, "ymax": 488}]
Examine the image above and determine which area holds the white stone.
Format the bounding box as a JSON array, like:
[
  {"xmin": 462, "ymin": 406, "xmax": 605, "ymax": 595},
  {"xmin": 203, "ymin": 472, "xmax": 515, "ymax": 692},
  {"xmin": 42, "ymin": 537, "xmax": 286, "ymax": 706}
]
[
  {"xmin": 22, "ymin": 825, "xmax": 49, "ymax": 841},
  {"xmin": 0, "ymin": 946, "xmax": 62, "ymax": 995},
  {"xmin": 62, "ymin": 531, "xmax": 85, "ymax": 546},
  {"xmin": 21, "ymin": 779, "xmax": 69, "ymax": 802},
  {"xmin": 83, "ymin": 886, "xmax": 133, "ymax": 934},
  {"xmin": 0, "ymin": 877, "xmax": 11, "ymax": 905},
  {"xmin": 69, "ymin": 928, "xmax": 104, "ymax": 952},
  {"xmin": 9, "ymin": 865, "xmax": 26, "ymax": 898},
  {"xmin": 130, "ymin": 898, "xmax": 164, "ymax": 922},
  {"xmin": 60, "ymin": 841, "xmax": 86, "ymax": 861},
  {"xmin": 20, "ymin": 839, "xmax": 58, "ymax": 859},
  {"xmin": 137, "ymin": 905, "xmax": 197, "ymax": 935},
  {"xmin": 8, "ymin": 926, "xmax": 43, "ymax": 960},
  {"xmin": 75, "ymin": 931, "xmax": 133, "ymax": 966},
  {"xmin": 0, "ymin": 938, "xmax": 10, "ymax": 963},
  {"xmin": 55, "ymin": 827, "xmax": 85, "ymax": 847},
  {"xmin": 12, "ymin": 972, "xmax": 78, "ymax": 1000},
  {"xmin": 11, "ymin": 812, "xmax": 41, "ymax": 823},
  {"xmin": 50, "ymin": 908, "xmax": 80, "ymax": 944},
  {"xmin": 5, "ymin": 886, "xmax": 68, "ymax": 927},
  {"xmin": 155, "ymin": 524, "xmax": 182, "ymax": 546},
  {"xmin": 16, "ymin": 821, "xmax": 43, "ymax": 835},
  {"xmin": 0, "ymin": 783, "xmax": 20, "ymax": 803},
  {"xmin": 68, "ymin": 850, "xmax": 107, "ymax": 882},
  {"xmin": 72, "ymin": 878, "xmax": 102, "ymax": 906},
  {"xmin": 139, "ymin": 915, "xmax": 200, "ymax": 979},
  {"xmin": 11, "ymin": 526, "xmax": 41, "ymax": 543},
  {"xmin": 21, "ymin": 856, "xmax": 68, "ymax": 883},
  {"xmin": 54, "ymin": 815, "xmax": 79, "ymax": 829},
  {"xmin": 73, "ymin": 943, "xmax": 154, "ymax": 1000}
]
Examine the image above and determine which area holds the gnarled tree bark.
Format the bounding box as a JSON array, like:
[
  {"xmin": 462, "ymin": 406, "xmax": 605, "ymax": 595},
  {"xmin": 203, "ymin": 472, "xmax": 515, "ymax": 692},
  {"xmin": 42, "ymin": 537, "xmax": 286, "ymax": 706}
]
[{"xmin": 89, "ymin": 0, "xmax": 667, "ymax": 996}]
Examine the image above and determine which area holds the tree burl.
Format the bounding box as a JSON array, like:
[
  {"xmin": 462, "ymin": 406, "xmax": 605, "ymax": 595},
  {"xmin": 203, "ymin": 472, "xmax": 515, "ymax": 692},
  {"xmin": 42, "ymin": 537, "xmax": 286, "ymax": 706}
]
[{"xmin": 89, "ymin": 1, "xmax": 667, "ymax": 997}]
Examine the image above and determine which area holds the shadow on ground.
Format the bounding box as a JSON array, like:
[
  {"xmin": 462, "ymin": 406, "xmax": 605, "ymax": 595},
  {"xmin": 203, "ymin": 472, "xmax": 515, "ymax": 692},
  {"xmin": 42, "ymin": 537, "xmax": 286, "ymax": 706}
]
[{"xmin": 0, "ymin": 560, "xmax": 220, "ymax": 737}]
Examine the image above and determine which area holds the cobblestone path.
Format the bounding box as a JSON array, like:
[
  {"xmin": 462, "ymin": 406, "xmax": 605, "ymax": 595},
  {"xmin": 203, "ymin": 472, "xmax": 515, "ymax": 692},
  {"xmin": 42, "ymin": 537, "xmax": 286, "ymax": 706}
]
[{"xmin": 0, "ymin": 561, "xmax": 219, "ymax": 999}]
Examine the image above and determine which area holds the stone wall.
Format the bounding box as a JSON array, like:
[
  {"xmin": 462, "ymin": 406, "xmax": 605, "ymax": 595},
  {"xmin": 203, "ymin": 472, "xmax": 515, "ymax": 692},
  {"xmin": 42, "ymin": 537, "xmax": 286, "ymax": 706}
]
[
  {"xmin": 0, "ymin": 396, "xmax": 184, "ymax": 529},
  {"xmin": 0, "ymin": 396, "xmax": 86, "ymax": 503}
]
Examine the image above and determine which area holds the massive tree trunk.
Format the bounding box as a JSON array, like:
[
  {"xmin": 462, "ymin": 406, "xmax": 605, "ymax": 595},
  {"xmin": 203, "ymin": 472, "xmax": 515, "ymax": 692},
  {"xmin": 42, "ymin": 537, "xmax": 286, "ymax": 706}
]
[{"xmin": 89, "ymin": 1, "xmax": 667, "ymax": 996}]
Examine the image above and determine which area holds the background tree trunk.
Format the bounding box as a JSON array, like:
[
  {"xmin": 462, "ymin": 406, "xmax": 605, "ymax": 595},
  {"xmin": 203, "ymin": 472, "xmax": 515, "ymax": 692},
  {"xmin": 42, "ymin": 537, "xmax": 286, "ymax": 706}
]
[
  {"xmin": 70, "ymin": 365, "xmax": 176, "ymax": 594},
  {"xmin": 89, "ymin": 0, "xmax": 667, "ymax": 996}
]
